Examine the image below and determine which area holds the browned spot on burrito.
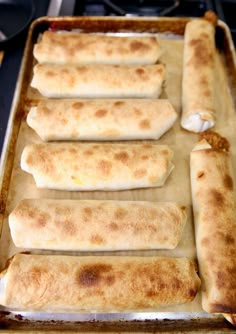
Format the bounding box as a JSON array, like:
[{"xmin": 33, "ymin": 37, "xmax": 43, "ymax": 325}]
[
  {"xmin": 84, "ymin": 149, "xmax": 94, "ymax": 156},
  {"xmin": 61, "ymin": 220, "xmax": 76, "ymax": 236},
  {"xmin": 209, "ymin": 189, "xmax": 225, "ymax": 207},
  {"xmin": 199, "ymin": 76, "xmax": 208, "ymax": 86},
  {"xmin": 69, "ymin": 147, "xmax": 77, "ymax": 154},
  {"xmin": 134, "ymin": 108, "xmax": 142, "ymax": 116},
  {"xmin": 113, "ymin": 100, "xmax": 125, "ymax": 107},
  {"xmin": 60, "ymin": 118, "xmax": 68, "ymax": 125},
  {"xmin": 36, "ymin": 212, "xmax": 49, "ymax": 228},
  {"xmin": 77, "ymin": 264, "xmax": 113, "ymax": 287},
  {"xmin": 134, "ymin": 168, "xmax": 147, "ymax": 179},
  {"xmin": 95, "ymin": 109, "xmax": 108, "ymax": 118},
  {"xmin": 114, "ymin": 208, "xmax": 128, "ymax": 220},
  {"xmin": 223, "ymin": 174, "xmax": 233, "ymax": 190},
  {"xmin": 130, "ymin": 40, "xmax": 150, "ymax": 52},
  {"xmin": 114, "ymin": 151, "xmax": 129, "ymax": 164},
  {"xmin": 90, "ymin": 234, "xmax": 105, "ymax": 245},
  {"xmin": 46, "ymin": 70, "xmax": 55, "ymax": 77},
  {"xmin": 188, "ymin": 38, "xmax": 214, "ymax": 67},
  {"xmin": 139, "ymin": 119, "xmax": 151, "ymax": 130},
  {"xmin": 109, "ymin": 222, "xmax": 119, "ymax": 231},
  {"xmin": 136, "ymin": 68, "xmax": 145, "ymax": 75},
  {"xmin": 97, "ymin": 160, "xmax": 112, "ymax": 177},
  {"xmin": 61, "ymin": 68, "xmax": 69, "ymax": 74},
  {"xmin": 76, "ymin": 66, "xmax": 88, "ymax": 73},
  {"xmin": 201, "ymin": 237, "xmax": 209, "ymax": 247},
  {"xmin": 197, "ymin": 171, "xmax": 205, "ymax": 179},
  {"xmin": 203, "ymin": 89, "xmax": 211, "ymax": 97},
  {"xmin": 72, "ymin": 102, "xmax": 84, "ymax": 109}
]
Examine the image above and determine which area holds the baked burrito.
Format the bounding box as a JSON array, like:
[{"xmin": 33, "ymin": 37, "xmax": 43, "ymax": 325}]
[
  {"xmin": 0, "ymin": 254, "xmax": 201, "ymax": 312},
  {"xmin": 27, "ymin": 99, "xmax": 177, "ymax": 141},
  {"xmin": 33, "ymin": 32, "xmax": 162, "ymax": 65},
  {"xmin": 181, "ymin": 17, "xmax": 216, "ymax": 133},
  {"xmin": 9, "ymin": 199, "xmax": 187, "ymax": 251},
  {"xmin": 20, "ymin": 143, "xmax": 174, "ymax": 191},
  {"xmin": 30, "ymin": 63, "xmax": 166, "ymax": 98},
  {"xmin": 190, "ymin": 132, "xmax": 236, "ymax": 323}
]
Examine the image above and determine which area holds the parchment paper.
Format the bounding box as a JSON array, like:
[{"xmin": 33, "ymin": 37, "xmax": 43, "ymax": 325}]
[{"xmin": 0, "ymin": 34, "xmax": 236, "ymax": 321}]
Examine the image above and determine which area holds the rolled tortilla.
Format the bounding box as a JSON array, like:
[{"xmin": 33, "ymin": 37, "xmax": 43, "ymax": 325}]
[
  {"xmin": 20, "ymin": 143, "xmax": 174, "ymax": 191},
  {"xmin": 181, "ymin": 18, "xmax": 216, "ymax": 133},
  {"xmin": 33, "ymin": 32, "xmax": 161, "ymax": 65},
  {"xmin": 27, "ymin": 99, "xmax": 177, "ymax": 141},
  {"xmin": 9, "ymin": 199, "xmax": 187, "ymax": 251},
  {"xmin": 30, "ymin": 63, "xmax": 166, "ymax": 98},
  {"xmin": 190, "ymin": 134, "xmax": 236, "ymax": 318},
  {"xmin": 0, "ymin": 254, "xmax": 200, "ymax": 312}
]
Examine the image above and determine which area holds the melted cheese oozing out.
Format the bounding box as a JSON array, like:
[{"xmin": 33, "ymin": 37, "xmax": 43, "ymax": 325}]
[{"xmin": 182, "ymin": 113, "xmax": 215, "ymax": 133}]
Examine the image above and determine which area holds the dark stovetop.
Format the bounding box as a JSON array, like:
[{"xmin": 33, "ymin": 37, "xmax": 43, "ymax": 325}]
[
  {"xmin": 0, "ymin": 0, "xmax": 235, "ymax": 157},
  {"xmin": 72, "ymin": 0, "xmax": 236, "ymax": 44},
  {"xmin": 0, "ymin": 1, "xmax": 51, "ymax": 158},
  {"xmin": 74, "ymin": 0, "xmax": 213, "ymax": 17}
]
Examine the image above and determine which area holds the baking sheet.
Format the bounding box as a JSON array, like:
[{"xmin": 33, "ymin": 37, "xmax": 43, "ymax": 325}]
[{"xmin": 0, "ymin": 16, "xmax": 236, "ymax": 331}]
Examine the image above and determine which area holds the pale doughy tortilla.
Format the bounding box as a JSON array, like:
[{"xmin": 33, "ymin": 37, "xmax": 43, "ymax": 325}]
[
  {"xmin": 27, "ymin": 99, "xmax": 177, "ymax": 141},
  {"xmin": 9, "ymin": 199, "xmax": 187, "ymax": 251},
  {"xmin": 33, "ymin": 32, "xmax": 162, "ymax": 65},
  {"xmin": 181, "ymin": 18, "xmax": 216, "ymax": 133},
  {"xmin": 0, "ymin": 254, "xmax": 201, "ymax": 312},
  {"xmin": 30, "ymin": 63, "xmax": 166, "ymax": 98},
  {"xmin": 20, "ymin": 143, "xmax": 174, "ymax": 191}
]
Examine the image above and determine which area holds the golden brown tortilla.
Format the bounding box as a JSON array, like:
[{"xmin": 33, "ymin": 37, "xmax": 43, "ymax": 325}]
[
  {"xmin": 20, "ymin": 143, "xmax": 174, "ymax": 191},
  {"xmin": 0, "ymin": 254, "xmax": 201, "ymax": 312},
  {"xmin": 27, "ymin": 99, "xmax": 177, "ymax": 141},
  {"xmin": 9, "ymin": 199, "xmax": 187, "ymax": 251},
  {"xmin": 33, "ymin": 32, "xmax": 162, "ymax": 65},
  {"xmin": 190, "ymin": 135, "xmax": 236, "ymax": 317},
  {"xmin": 181, "ymin": 18, "xmax": 216, "ymax": 133},
  {"xmin": 30, "ymin": 63, "xmax": 166, "ymax": 98}
]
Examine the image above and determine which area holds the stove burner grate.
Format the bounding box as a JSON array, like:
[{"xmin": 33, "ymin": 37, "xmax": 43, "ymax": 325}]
[
  {"xmin": 74, "ymin": 0, "xmax": 214, "ymax": 17},
  {"xmin": 73, "ymin": 0, "xmax": 235, "ymax": 45}
]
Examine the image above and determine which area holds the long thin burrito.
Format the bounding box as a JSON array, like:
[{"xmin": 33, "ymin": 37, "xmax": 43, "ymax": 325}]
[
  {"xmin": 33, "ymin": 32, "xmax": 162, "ymax": 65},
  {"xmin": 190, "ymin": 132, "xmax": 236, "ymax": 322},
  {"xmin": 30, "ymin": 63, "xmax": 166, "ymax": 98},
  {"xmin": 27, "ymin": 99, "xmax": 177, "ymax": 141},
  {"xmin": 181, "ymin": 16, "xmax": 216, "ymax": 132},
  {"xmin": 0, "ymin": 254, "xmax": 201, "ymax": 312},
  {"xmin": 20, "ymin": 143, "xmax": 174, "ymax": 191},
  {"xmin": 9, "ymin": 199, "xmax": 187, "ymax": 251}
]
